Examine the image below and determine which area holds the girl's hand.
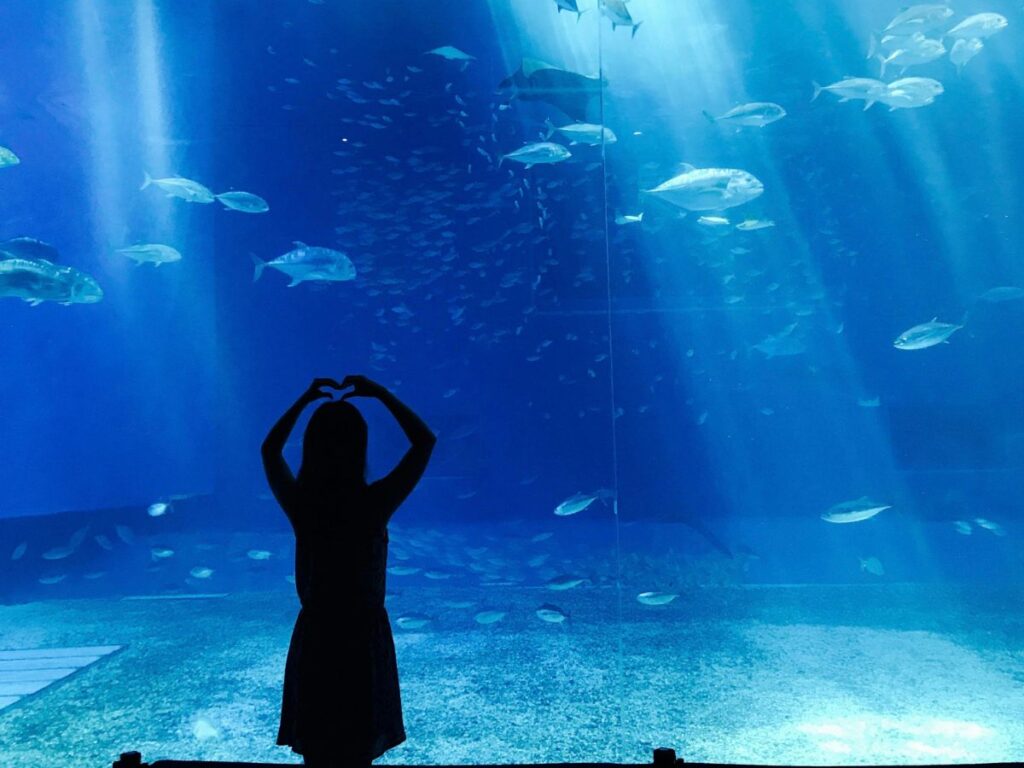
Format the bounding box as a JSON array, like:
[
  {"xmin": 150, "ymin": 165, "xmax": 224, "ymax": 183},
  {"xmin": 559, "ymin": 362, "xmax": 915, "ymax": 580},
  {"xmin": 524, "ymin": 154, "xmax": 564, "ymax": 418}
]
[
  {"xmin": 341, "ymin": 374, "xmax": 388, "ymax": 400},
  {"xmin": 302, "ymin": 377, "xmax": 345, "ymax": 403}
]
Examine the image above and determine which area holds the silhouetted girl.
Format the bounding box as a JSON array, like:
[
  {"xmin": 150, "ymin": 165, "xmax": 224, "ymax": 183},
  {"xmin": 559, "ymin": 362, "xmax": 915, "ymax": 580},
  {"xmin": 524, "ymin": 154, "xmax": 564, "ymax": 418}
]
[{"xmin": 262, "ymin": 375, "xmax": 436, "ymax": 767}]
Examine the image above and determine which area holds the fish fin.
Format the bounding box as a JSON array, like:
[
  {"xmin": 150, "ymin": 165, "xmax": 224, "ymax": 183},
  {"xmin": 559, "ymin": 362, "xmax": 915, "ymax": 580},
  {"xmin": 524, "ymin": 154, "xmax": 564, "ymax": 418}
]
[
  {"xmin": 287, "ymin": 278, "xmax": 302, "ymax": 287},
  {"xmin": 867, "ymin": 34, "xmax": 878, "ymax": 60},
  {"xmin": 154, "ymin": 261, "xmax": 162, "ymax": 267},
  {"xmin": 140, "ymin": 171, "xmax": 153, "ymax": 191},
  {"xmin": 877, "ymin": 53, "xmax": 888, "ymax": 78},
  {"xmin": 250, "ymin": 253, "xmax": 267, "ymax": 282},
  {"xmin": 811, "ymin": 81, "xmax": 823, "ymax": 101},
  {"xmin": 701, "ymin": 109, "xmax": 717, "ymax": 123},
  {"xmin": 631, "ymin": 21, "xmax": 643, "ymax": 38},
  {"xmin": 931, "ymin": 316, "xmax": 938, "ymax": 322},
  {"xmin": 863, "ymin": 99, "xmax": 876, "ymax": 111},
  {"xmin": 292, "ymin": 241, "xmax": 307, "ymax": 248},
  {"xmin": 544, "ymin": 117, "xmax": 555, "ymax": 140},
  {"xmin": 26, "ymin": 298, "xmax": 42, "ymax": 306},
  {"xmin": 576, "ymin": 9, "xmax": 585, "ymax": 22}
]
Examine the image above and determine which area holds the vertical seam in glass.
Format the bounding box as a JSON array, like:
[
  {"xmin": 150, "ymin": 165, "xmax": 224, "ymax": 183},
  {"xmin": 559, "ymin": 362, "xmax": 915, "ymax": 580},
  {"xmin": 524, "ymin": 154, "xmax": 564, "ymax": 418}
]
[{"xmin": 597, "ymin": 13, "xmax": 626, "ymax": 762}]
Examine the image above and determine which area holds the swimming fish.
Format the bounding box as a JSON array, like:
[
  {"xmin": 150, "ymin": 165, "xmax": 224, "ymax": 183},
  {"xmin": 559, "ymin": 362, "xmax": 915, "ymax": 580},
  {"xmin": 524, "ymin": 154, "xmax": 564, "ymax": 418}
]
[
  {"xmin": 387, "ymin": 565, "xmax": 421, "ymax": 576},
  {"xmin": 735, "ymin": 218, "xmax": 775, "ymax": 231},
  {"xmin": 978, "ymin": 286, "xmax": 1024, "ymax": 303},
  {"xmin": 396, "ymin": 613, "xmax": 432, "ymax": 629},
  {"xmin": 147, "ymin": 502, "xmax": 171, "ymax": 517},
  {"xmin": 500, "ymin": 142, "xmax": 571, "ymax": 169},
  {"xmin": 879, "ymin": 77, "xmax": 944, "ymax": 109},
  {"xmin": 252, "ymin": 242, "xmax": 357, "ymax": 286},
  {"xmin": 546, "ymin": 575, "xmax": 589, "ymax": 591},
  {"xmin": 425, "ymin": 46, "xmax": 475, "ymax": 62},
  {"xmin": 189, "ymin": 566, "xmax": 214, "ymax": 579},
  {"xmin": 10, "ymin": 542, "xmax": 28, "ymax": 560},
  {"xmin": 812, "ymin": 77, "xmax": 888, "ymax": 110},
  {"xmin": 554, "ymin": 489, "xmax": 614, "ymax": 516},
  {"xmin": 752, "ymin": 323, "xmax": 804, "ymax": 358},
  {"xmin": 877, "ymin": 38, "xmax": 946, "ymax": 77},
  {"xmin": 702, "ymin": 102, "xmax": 787, "ymax": 127},
  {"xmin": 600, "ymin": 0, "xmax": 643, "ymax": 38},
  {"xmin": 151, "ymin": 548, "xmax": 175, "ymax": 560},
  {"xmin": 0, "ymin": 258, "xmax": 103, "ymax": 306},
  {"xmin": 636, "ymin": 591, "xmax": 678, "ymax": 606},
  {"xmin": 554, "ymin": 0, "xmax": 584, "ymax": 21},
  {"xmin": 946, "ymin": 13, "xmax": 1008, "ymax": 40},
  {"xmin": 860, "ymin": 557, "xmax": 885, "ymax": 576},
  {"xmin": 0, "ymin": 146, "xmax": 19, "ymax": 167},
  {"xmin": 216, "ymin": 190, "xmax": 269, "ymax": 213},
  {"xmin": 499, "ymin": 59, "xmax": 605, "ymax": 123},
  {"xmin": 474, "ymin": 610, "xmax": 507, "ymax": 625},
  {"xmin": 116, "ymin": 244, "xmax": 182, "ymax": 267},
  {"xmin": 247, "ymin": 549, "xmax": 272, "ymax": 560},
  {"xmin": 646, "ymin": 166, "xmax": 764, "ymax": 212},
  {"xmin": 140, "ymin": 172, "xmax": 215, "ymax": 203},
  {"xmin": 949, "ymin": 37, "xmax": 984, "ymax": 73},
  {"xmin": 535, "ymin": 603, "xmax": 569, "ymax": 623},
  {"xmin": 821, "ymin": 497, "xmax": 891, "ymax": 524},
  {"xmin": 544, "ymin": 119, "xmax": 616, "ymax": 145},
  {"xmin": 974, "ymin": 517, "xmax": 1006, "ymax": 536},
  {"xmin": 893, "ymin": 317, "xmax": 962, "ymax": 349},
  {"xmin": 615, "ymin": 212, "xmax": 644, "ymax": 225},
  {"xmin": 953, "ymin": 520, "xmax": 972, "ymax": 535},
  {"xmin": 883, "ymin": 4, "xmax": 954, "ymax": 36}
]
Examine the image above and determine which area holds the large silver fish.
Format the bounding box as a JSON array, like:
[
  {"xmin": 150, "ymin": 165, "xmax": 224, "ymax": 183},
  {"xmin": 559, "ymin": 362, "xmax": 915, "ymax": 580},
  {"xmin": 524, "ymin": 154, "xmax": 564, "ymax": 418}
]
[
  {"xmin": 501, "ymin": 141, "xmax": 571, "ymax": 169},
  {"xmin": 703, "ymin": 102, "xmax": 787, "ymax": 128},
  {"xmin": 0, "ymin": 257, "xmax": 103, "ymax": 306},
  {"xmin": 253, "ymin": 242, "xmax": 357, "ymax": 286},
  {"xmin": 893, "ymin": 317, "xmax": 962, "ymax": 349},
  {"xmin": 141, "ymin": 172, "xmax": 215, "ymax": 203},
  {"xmin": 821, "ymin": 497, "xmax": 891, "ymax": 524},
  {"xmin": 646, "ymin": 166, "xmax": 764, "ymax": 212}
]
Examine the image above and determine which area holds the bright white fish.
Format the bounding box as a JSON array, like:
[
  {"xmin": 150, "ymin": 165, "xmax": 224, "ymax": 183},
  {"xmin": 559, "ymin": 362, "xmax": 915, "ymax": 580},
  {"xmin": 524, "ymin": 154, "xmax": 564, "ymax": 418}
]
[
  {"xmin": 812, "ymin": 77, "xmax": 888, "ymax": 110},
  {"xmin": 697, "ymin": 215, "xmax": 731, "ymax": 228},
  {"xmin": 974, "ymin": 517, "xmax": 1007, "ymax": 536},
  {"xmin": 554, "ymin": 489, "xmax": 613, "ymax": 516},
  {"xmin": 646, "ymin": 166, "xmax": 764, "ymax": 212},
  {"xmin": 116, "ymin": 244, "xmax": 182, "ymax": 267},
  {"xmin": 147, "ymin": 502, "xmax": 171, "ymax": 517},
  {"xmin": 736, "ymin": 218, "xmax": 775, "ymax": 231},
  {"xmin": 702, "ymin": 102, "xmax": 787, "ymax": 127},
  {"xmin": 637, "ymin": 591, "xmax": 678, "ymax": 606},
  {"xmin": 953, "ymin": 520, "xmax": 973, "ymax": 535},
  {"xmin": 821, "ymin": 497, "xmax": 891, "ymax": 524},
  {"xmin": 0, "ymin": 146, "xmax": 20, "ymax": 168},
  {"xmin": 884, "ymin": 4, "xmax": 954, "ymax": 35},
  {"xmin": 860, "ymin": 557, "xmax": 885, "ymax": 576},
  {"xmin": 247, "ymin": 549, "xmax": 272, "ymax": 560},
  {"xmin": 893, "ymin": 317, "xmax": 962, "ymax": 349},
  {"xmin": 425, "ymin": 46, "xmax": 475, "ymax": 62},
  {"xmin": 949, "ymin": 38, "xmax": 984, "ymax": 73},
  {"xmin": 140, "ymin": 172, "xmax": 215, "ymax": 203},
  {"xmin": 615, "ymin": 212, "xmax": 644, "ymax": 225},
  {"xmin": 501, "ymin": 141, "xmax": 571, "ymax": 169},
  {"xmin": 216, "ymin": 190, "xmax": 269, "ymax": 213},
  {"xmin": 600, "ymin": 0, "xmax": 643, "ymax": 38},
  {"xmin": 947, "ymin": 13, "xmax": 1008, "ymax": 40},
  {"xmin": 544, "ymin": 119, "xmax": 616, "ymax": 145},
  {"xmin": 190, "ymin": 566, "xmax": 214, "ymax": 579},
  {"xmin": 151, "ymin": 548, "xmax": 175, "ymax": 560},
  {"xmin": 535, "ymin": 603, "xmax": 569, "ymax": 623},
  {"xmin": 253, "ymin": 242, "xmax": 356, "ymax": 286}
]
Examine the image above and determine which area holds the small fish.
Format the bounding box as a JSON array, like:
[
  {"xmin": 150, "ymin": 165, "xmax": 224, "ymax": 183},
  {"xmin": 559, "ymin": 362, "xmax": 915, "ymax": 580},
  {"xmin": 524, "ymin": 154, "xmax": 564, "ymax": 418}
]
[
  {"xmin": 974, "ymin": 517, "xmax": 1006, "ymax": 536},
  {"xmin": 116, "ymin": 244, "xmax": 182, "ymax": 267},
  {"xmin": 884, "ymin": 4, "xmax": 954, "ymax": 36},
  {"xmin": 535, "ymin": 603, "xmax": 569, "ymax": 623},
  {"xmin": 0, "ymin": 146, "xmax": 20, "ymax": 167},
  {"xmin": 702, "ymin": 102, "xmax": 786, "ymax": 128},
  {"xmin": 253, "ymin": 242, "xmax": 356, "ymax": 286},
  {"xmin": 893, "ymin": 318, "xmax": 962, "ymax": 349},
  {"xmin": 39, "ymin": 574, "xmax": 66, "ymax": 585},
  {"xmin": 546, "ymin": 575, "xmax": 589, "ymax": 591},
  {"xmin": 216, "ymin": 190, "xmax": 269, "ymax": 213},
  {"xmin": 812, "ymin": 78, "xmax": 888, "ymax": 110},
  {"xmin": 151, "ymin": 548, "xmax": 175, "ymax": 560},
  {"xmin": 554, "ymin": 489, "xmax": 613, "ymax": 516},
  {"xmin": 147, "ymin": 502, "xmax": 171, "ymax": 517},
  {"xmin": 425, "ymin": 46, "xmax": 475, "ymax": 62},
  {"xmin": 860, "ymin": 556, "xmax": 885, "ymax": 576},
  {"xmin": 10, "ymin": 542, "xmax": 28, "ymax": 560},
  {"xmin": 424, "ymin": 570, "xmax": 452, "ymax": 579},
  {"xmin": 474, "ymin": 610, "xmax": 507, "ymax": 625},
  {"xmin": 735, "ymin": 218, "xmax": 775, "ymax": 231},
  {"xmin": 501, "ymin": 142, "xmax": 571, "ymax": 169},
  {"xmin": 396, "ymin": 613, "xmax": 432, "ymax": 629},
  {"xmin": 531, "ymin": 531, "xmax": 554, "ymax": 542},
  {"xmin": 247, "ymin": 549, "xmax": 272, "ymax": 560},
  {"xmin": 978, "ymin": 286, "xmax": 1024, "ymax": 303},
  {"xmin": 953, "ymin": 520, "xmax": 972, "ymax": 535},
  {"xmin": 697, "ymin": 215, "xmax": 731, "ymax": 229},
  {"xmin": 42, "ymin": 545, "xmax": 75, "ymax": 560},
  {"xmin": 387, "ymin": 565, "xmax": 421, "ymax": 576},
  {"xmin": 615, "ymin": 212, "xmax": 644, "ymax": 225},
  {"xmin": 140, "ymin": 172, "xmax": 215, "ymax": 203},
  {"xmin": 189, "ymin": 566, "xmax": 214, "ymax": 579},
  {"xmin": 192, "ymin": 718, "xmax": 220, "ymax": 741},
  {"xmin": 821, "ymin": 497, "xmax": 891, "ymax": 524},
  {"xmin": 637, "ymin": 591, "xmax": 678, "ymax": 606}
]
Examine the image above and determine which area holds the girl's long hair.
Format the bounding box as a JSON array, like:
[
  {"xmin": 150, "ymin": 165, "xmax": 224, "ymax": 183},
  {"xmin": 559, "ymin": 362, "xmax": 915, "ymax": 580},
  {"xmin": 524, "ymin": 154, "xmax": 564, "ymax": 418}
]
[{"xmin": 296, "ymin": 400, "xmax": 369, "ymax": 499}]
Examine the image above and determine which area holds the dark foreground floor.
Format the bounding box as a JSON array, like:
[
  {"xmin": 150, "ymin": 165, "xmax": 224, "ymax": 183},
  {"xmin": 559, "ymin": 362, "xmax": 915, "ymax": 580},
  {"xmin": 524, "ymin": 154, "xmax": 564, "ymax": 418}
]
[{"xmin": 0, "ymin": 584, "xmax": 1021, "ymax": 768}]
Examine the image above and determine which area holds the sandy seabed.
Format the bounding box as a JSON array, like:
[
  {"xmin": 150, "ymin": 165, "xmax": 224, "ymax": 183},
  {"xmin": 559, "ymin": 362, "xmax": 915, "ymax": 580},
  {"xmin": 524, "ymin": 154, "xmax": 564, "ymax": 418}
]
[{"xmin": 0, "ymin": 583, "xmax": 1021, "ymax": 768}]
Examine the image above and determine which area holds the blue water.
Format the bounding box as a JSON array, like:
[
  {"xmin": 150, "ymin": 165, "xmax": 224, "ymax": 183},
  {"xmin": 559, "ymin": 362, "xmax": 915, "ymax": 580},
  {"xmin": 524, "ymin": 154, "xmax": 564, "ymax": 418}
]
[{"xmin": 0, "ymin": 0, "xmax": 1022, "ymax": 765}]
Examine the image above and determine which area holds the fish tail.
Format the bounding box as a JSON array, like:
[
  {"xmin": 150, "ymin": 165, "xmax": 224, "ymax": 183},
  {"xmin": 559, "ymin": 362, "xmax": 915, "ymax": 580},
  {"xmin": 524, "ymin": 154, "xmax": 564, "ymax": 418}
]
[
  {"xmin": 250, "ymin": 253, "xmax": 267, "ymax": 282},
  {"xmin": 140, "ymin": 171, "xmax": 153, "ymax": 191},
  {"xmin": 811, "ymin": 81, "xmax": 823, "ymax": 102},
  {"xmin": 701, "ymin": 109, "xmax": 717, "ymax": 124},
  {"xmin": 544, "ymin": 117, "xmax": 555, "ymax": 140},
  {"xmin": 866, "ymin": 34, "xmax": 878, "ymax": 60},
  {"xmin": 631, "ymin": 20, "xmax": 643, "ymax": 39},
  {"xmin": 876, "ymin": 54, "xmax": 888, "ymax": 78},
  {"xmin": 576, "ymin": 9, "xmax": 585, "ymax": 23}
]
